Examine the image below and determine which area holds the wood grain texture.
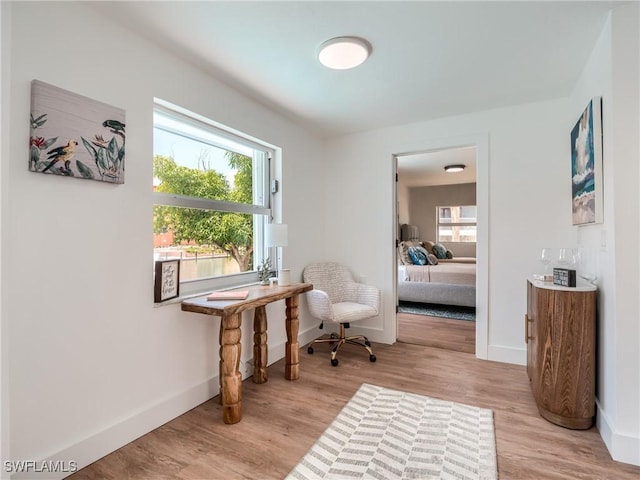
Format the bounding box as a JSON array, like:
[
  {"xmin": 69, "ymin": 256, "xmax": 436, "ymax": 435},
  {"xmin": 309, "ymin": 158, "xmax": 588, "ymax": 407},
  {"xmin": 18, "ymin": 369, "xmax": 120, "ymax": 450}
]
[
  {"xmin": 181, "ymin": 283, "xmax": 313, "ymax": 317},
  {"xmin": 69, "ymin": 342, "xmax": 640, "ymax": 480},
  {"xmin": 285, "ymin": 295, "xmax": 300, "ymax": 380},
  {"xmin": 397, "ymin": 311, "xmax": 475, "ymax": 354},
  {"xmin": 527, "ymin": 280, "xmax": 596, "ymax": 429},
  {"xmin": 220, "ymin": 313, "xmax": 242, "ymax": 424},
  {"xmin": 182, "ymin": 284, "xmax": 312, "ymax": 423},
  {"xmin": 252, "ymin": 306, "xmax": 268, "ymax": 384}
]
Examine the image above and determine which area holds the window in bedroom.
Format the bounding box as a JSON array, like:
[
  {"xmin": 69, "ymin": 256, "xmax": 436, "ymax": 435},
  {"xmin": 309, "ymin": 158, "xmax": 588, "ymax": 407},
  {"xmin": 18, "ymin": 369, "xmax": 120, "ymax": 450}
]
[
  {"xmin": 437, "ymin": 205, "xmax": 477, "ymax": 243},
  {"xmin": 153, "ymin": 99, "xmax": 274, "ymax": 295}
]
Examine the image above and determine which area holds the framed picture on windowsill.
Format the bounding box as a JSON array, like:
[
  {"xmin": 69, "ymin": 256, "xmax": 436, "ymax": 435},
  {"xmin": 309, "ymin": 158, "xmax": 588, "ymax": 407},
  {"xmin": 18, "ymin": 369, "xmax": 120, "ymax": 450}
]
[{"xmin": 154, "ymin": 259, "xmax": 180, "ymax": 302}]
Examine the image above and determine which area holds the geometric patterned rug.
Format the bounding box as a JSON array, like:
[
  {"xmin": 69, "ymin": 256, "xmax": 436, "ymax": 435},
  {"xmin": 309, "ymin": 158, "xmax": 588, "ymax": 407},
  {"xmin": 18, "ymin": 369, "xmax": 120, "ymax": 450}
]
[{"xmin": 286, "ymin": 383, "xmax": 497, "ymax": 480}]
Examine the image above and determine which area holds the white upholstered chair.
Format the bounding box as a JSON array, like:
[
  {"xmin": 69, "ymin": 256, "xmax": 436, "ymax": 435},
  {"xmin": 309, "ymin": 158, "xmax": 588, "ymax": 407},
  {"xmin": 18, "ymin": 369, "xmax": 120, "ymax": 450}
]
[{"xmin": 303, "ymin": 262, "xmax": 380, "ymax": 366}]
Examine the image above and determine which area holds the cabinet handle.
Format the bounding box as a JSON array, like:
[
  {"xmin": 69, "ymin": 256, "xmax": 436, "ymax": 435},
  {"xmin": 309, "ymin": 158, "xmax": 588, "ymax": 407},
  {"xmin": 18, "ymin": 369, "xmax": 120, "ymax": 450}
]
[{"xmin": 525, "ymin": 314, "xmax": 533, "ymax": 343}]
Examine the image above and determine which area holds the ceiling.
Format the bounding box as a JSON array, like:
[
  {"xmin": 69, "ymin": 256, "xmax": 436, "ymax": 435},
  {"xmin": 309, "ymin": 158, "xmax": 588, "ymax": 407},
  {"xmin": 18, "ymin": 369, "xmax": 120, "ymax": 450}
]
[
  {"xmin": 398, "ymin": 147, "xmax": 477, "ymax": 187},
  {"xmin": 93, "ymin": 1, "xmax": 620, "ymax": 140},
  {"xmin": 92, "ymin": 0, "xmax": 620, "ymax": 186}
]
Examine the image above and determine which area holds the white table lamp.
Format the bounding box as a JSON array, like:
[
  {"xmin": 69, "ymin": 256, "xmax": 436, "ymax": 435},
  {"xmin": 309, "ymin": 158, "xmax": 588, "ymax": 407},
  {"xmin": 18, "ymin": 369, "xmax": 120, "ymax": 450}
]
[{"xmin": 265, "ymin": 223, "xmax": 289, "ymax": 286}]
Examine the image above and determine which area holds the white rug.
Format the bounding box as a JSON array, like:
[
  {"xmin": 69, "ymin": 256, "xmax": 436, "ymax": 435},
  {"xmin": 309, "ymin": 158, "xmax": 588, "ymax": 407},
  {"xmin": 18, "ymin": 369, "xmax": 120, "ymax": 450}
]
[{"xmin": 286, "ymin": 383, "xmax": 497, "ymax": 480}]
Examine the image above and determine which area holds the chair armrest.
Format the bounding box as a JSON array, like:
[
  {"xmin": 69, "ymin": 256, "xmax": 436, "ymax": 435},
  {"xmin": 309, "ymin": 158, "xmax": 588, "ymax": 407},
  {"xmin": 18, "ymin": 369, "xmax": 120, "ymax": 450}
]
[
  {"xmin": 305, "ymin": 289, "xmax": 334, "ymax": 322},
  {"xmin": 344, "ymin": 282, "xmax": 380, "ymax": 314}
]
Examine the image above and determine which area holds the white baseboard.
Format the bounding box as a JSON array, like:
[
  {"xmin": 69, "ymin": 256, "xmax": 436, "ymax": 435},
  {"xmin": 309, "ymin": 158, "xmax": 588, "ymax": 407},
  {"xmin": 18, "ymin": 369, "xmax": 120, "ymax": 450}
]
[
  {"xmin": 26, "ymin": 326, "xmax": 324, "ymax": 479},
  {"xmin": 17, "ymin": 377, "xmax": 219, "ymax": 480},
  {"xmin": 487, "ymin": 344, "xmax": 526, "ymax": 366},
  {"xmin": 596, "ymin": 401, "xmax": 640, "ymax": 466}
]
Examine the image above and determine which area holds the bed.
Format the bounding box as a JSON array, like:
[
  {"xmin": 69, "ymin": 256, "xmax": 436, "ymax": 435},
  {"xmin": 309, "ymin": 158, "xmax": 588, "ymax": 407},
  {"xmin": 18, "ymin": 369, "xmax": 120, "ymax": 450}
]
[{"xmin": 397, "ymin": 224, "xmax": 476, "ymax": 307}]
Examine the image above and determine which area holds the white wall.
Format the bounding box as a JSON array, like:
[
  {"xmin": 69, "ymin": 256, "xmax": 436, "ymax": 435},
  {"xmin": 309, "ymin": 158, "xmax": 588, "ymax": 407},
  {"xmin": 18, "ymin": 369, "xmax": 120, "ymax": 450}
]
[
  {"xmin": 397, "ymin": 179, "xmax": 410, "ymax": 227},
  {"xmin": 323, "ymin": 3, "xmax": 638, "ymax": 465},
  {"xmin": 408, "ymin": 182, "xmax": 477, "ymax": 258},
  {"xmin": 324, "ymin": 98, "xmax": 573, "ymax": 360},
  {"xmin": 0, "ymin": 3, "xmax": 12, "ymax": 477},
  {"xmin": 2, "ymin": 2, "xmax": 325, "ymax": 475},
  {"xmin": 608, "ymin": 4, "xmax": 640, "ymax": 465},
  {"xmin": 2, "ymin": 0, "xmax": 638, "ymax": 473},
  {"xmin": 569, "ymin": 3, "xmax": 639, "ymax": 465}
]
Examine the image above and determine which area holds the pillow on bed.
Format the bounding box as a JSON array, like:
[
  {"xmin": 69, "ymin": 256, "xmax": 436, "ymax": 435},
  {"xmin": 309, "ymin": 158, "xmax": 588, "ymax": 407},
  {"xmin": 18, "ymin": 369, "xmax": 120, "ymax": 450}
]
[
  {"xmin": 427, "ymin": 253, "xmax": 439, "ymax": 265},
  {"xmin": 416, "ymin": 245, "xmax": 431, "ymax": 262},
  {"xmin": 446, "ymin": 248, "xmax": 454, "ymax": 259},
  {"xmin": 398, "ymin": 241, "xmax": 421, "ymax": 264},
  {"xmin": 422, "ymin": 240, "xmax": 435, "ymax": 254},
  {"xmin": 408, "ymin": 246, "xmax": 428, "ymax": 265},
  {"xmin": 432, "ymin": 243, "xmax": 448, "ymax": 259}
]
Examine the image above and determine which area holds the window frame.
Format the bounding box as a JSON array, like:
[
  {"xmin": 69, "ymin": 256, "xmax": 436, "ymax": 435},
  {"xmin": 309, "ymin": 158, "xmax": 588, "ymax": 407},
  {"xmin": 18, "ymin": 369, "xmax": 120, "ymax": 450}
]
[
  {"xmin": 153, "ymin": 99, "xmax": 277, "ymax": 297},
  {"xmin": 436, "ymin": 205, "xmax": 477, "ymax": 243}
]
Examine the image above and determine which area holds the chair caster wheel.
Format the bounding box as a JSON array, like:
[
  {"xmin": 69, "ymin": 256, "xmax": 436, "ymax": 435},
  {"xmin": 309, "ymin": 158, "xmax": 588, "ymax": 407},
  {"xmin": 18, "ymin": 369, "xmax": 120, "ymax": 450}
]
[
  {"xmin": 331, "ymin": 358, "xmax": 339, "ymax": 367},
  {"xmin": 369, "ymin": 354, "xmax": 376, "ymax": 362},
  {"xmin": 307, "ymin": 346, "xmax": 314, "ymax": 354}
]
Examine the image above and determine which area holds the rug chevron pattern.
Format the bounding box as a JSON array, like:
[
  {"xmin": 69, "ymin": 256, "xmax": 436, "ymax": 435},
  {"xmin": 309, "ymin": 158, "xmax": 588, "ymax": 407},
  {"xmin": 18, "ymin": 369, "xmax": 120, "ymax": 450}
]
[{"xmin": 287, "ymin": 383, "xmax": 497, "ymax": 480}]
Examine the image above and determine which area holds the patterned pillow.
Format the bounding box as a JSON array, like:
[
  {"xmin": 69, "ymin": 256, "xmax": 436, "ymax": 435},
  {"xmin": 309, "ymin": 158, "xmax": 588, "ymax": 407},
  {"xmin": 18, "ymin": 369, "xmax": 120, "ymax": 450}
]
[
  {"xmin": 432, "ymin": 243, "xmax": 448, "ymax": 259},
  {"xmin": 422, "ymin": 241, "xmax": 435, "ymax": 254},
  {"xmin": 446, "ymin": 248, "xmax": 454, "ymax": 259},
  {"xmin": 416, "ymin": 246, "xmax": 431, "ymax": 263},
  {"xmin": 399, "ymin": 241, "xmax": 422, "ymax": 264},
  {"xmin": 398, "ymin": 241, "xmax": 411, "ymax": 264},
  {"xmin": 407, "ymin": 246, "xmax": 428, "ymax": 265},
  {"xmin": 428, "ymin": 253, "xmax": 439, "ymax": 265}
]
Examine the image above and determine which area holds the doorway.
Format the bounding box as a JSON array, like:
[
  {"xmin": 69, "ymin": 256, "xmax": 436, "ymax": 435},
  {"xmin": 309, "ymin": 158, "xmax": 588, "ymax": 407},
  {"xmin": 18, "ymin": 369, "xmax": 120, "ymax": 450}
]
[{"xmin": 393, "ymin": 138, "xmax": 487, "ymax": 356}]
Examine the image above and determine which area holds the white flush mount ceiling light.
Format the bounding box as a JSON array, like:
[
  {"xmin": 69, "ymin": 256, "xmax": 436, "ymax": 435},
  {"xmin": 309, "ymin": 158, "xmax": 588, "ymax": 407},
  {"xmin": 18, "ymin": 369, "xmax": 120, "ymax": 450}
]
[
  {"xmin": 444, "ymin": 164, "xmax": 466, "ymax": 173},
  {"xmin": 318, "ymin": 36, "xmax": 371, "ymax": 70}
]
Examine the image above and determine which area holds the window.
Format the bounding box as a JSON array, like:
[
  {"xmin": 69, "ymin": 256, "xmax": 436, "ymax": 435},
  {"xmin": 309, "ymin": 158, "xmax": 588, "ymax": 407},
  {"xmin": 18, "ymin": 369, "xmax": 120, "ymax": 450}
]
[
  {"xmin": 153, "ymin": 100, "xmax": 274, "ymax": 295},
  {"xmin": 437, "ymin": 205, "xmax": 477, "ymax": 243}
]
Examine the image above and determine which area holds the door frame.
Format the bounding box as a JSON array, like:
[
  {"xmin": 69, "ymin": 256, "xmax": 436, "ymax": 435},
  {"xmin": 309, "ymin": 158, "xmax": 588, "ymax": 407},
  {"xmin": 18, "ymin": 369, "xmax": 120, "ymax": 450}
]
[{"xmin": 391, "ymin": 133, "xmax": 489, "ymax": 359}]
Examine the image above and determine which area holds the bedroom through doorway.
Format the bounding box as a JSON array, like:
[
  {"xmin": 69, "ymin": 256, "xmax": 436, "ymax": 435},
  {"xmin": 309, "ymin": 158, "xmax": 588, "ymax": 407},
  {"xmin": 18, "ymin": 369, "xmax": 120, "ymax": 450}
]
[{"xmin": 396, "ymin": 146, "xmax": 478, "ymax": 354}]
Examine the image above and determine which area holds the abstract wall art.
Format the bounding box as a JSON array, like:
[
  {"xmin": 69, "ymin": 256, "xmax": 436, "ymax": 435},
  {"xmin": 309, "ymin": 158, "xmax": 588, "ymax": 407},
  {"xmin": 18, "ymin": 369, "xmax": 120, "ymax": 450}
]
[
  {"xmin": 570, "ymin": 97, "xmax": 603, "ymax": 225},
  {"xmin": 29, "ymin": 80, "xmax": 126, "ymax": 184}
]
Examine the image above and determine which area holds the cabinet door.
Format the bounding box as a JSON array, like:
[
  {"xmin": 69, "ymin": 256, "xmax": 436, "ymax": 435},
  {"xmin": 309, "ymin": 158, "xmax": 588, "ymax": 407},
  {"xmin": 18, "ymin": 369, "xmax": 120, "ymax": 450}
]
[
  {"xmin": 548, "ymin": 289, "xmax": 596, "ymax": 421},
  {"xmin": 526, "ymin": 281, "xmax": 537, "ymax": 381},
  {"xmin": 536, "ymin": 288, "xmax": 596, "ymax": 428}
]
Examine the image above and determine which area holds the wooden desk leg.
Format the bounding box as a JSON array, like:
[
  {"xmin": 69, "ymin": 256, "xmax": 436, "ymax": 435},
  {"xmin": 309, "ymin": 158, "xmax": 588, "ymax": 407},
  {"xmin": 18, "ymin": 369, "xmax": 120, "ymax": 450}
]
[
  {"xmin": 220, "ymin": 313, "xmax": 242, "ymax": 424},
  {"xmin": 285, "ymin": 295, "xmax": 300, "ymax": 381},
  {"xmin": 253, "ymin": 306, "xmax": 268, "ymax": 384}
]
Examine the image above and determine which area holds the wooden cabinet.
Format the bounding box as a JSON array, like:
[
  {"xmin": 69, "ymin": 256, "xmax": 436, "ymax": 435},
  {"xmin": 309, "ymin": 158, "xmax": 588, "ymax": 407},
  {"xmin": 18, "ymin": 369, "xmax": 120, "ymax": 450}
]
[{"xmin": 526, "ymin": 279, "xmax": 597, "ymax": 429}]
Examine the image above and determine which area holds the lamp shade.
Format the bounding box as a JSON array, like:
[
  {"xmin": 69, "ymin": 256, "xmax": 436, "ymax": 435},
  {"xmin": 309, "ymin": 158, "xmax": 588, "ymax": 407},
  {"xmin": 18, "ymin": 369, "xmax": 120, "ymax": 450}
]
[{"xmin": 265, "ymin": 223, "xmax": 288, "ymax": 247}]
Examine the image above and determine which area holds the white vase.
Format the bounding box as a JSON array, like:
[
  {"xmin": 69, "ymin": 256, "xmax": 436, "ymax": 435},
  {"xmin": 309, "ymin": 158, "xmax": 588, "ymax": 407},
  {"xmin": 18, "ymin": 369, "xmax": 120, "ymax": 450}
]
[{"xmin": 278, "ymin": 269, "xmax": 291, "ymax": 286}]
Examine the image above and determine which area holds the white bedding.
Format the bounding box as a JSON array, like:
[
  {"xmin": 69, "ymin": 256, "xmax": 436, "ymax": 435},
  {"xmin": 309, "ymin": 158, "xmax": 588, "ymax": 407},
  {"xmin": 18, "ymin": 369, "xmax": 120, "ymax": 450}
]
[{"xmin": 399, "ymin": 262, "xmax": 476, "ymax": 285}]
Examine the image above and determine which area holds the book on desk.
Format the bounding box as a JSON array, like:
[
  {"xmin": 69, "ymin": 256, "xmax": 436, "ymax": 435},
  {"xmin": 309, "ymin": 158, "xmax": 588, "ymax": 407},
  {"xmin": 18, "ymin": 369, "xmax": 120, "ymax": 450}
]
[{"xmin": 207, "ymin": 290, "xmax": 249, "ymax": 301}]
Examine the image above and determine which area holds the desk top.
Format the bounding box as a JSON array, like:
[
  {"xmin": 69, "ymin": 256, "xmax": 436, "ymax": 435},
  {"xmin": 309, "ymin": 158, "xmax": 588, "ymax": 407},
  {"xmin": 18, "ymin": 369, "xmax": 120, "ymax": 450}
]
[{"xmin": 181, "ymin": 282, "xmax": 313, "ymax": 316}]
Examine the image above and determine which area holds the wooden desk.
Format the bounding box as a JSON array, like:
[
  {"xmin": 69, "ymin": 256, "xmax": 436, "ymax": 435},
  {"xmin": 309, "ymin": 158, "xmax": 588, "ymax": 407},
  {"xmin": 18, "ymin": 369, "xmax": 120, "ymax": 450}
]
[{"xmin": 181, "ymin": 282, "xmax": 313, "ymax": 424}]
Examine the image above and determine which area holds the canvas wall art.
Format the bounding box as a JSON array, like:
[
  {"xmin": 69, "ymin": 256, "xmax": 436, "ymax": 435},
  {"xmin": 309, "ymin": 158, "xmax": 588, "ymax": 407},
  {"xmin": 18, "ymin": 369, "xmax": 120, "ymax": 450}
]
[
  {"xmin": 570, "ymin": 97, "xmax": 603, "ymax": 225},
  {"xmin": 29, "ymin": 80, "xmax": 126, "ymax": 184}
]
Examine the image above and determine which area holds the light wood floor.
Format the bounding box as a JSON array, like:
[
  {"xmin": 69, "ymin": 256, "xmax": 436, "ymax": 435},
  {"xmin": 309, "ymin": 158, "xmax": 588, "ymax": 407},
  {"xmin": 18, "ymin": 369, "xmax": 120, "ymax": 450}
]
[
  {"xmin": 398, "ymin": 311, "xmax": 476, "ymax": 354},
  {"xmin": 70, "ymin": 342, "xmax": 639, "ymax": 480}
]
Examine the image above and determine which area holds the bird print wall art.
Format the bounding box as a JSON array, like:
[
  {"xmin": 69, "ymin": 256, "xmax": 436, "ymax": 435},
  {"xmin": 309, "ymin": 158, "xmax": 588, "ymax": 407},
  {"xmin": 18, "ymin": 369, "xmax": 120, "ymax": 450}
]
[{"xmin": 29, "ymin": 80, "xmax": 126, "ymax": 184}]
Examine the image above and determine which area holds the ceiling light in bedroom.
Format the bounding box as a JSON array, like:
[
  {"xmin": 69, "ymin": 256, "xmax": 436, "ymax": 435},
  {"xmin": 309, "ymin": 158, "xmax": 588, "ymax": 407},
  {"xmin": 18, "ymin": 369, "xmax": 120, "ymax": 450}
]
[
  {"xmin": 318, "ymin": 37, "xmax": 371, "ymax": 70},
  {"xmin": 444, "ymin": 164, "xmax": 466, "ymax": 173}
]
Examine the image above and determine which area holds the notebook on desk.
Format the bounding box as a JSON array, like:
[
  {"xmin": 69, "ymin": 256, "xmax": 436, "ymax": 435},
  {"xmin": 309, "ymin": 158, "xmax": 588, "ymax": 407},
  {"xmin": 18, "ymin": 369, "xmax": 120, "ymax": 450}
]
[{"xmin": 206, "ymin": 290, "xmax": 249, "ymax": 301}]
